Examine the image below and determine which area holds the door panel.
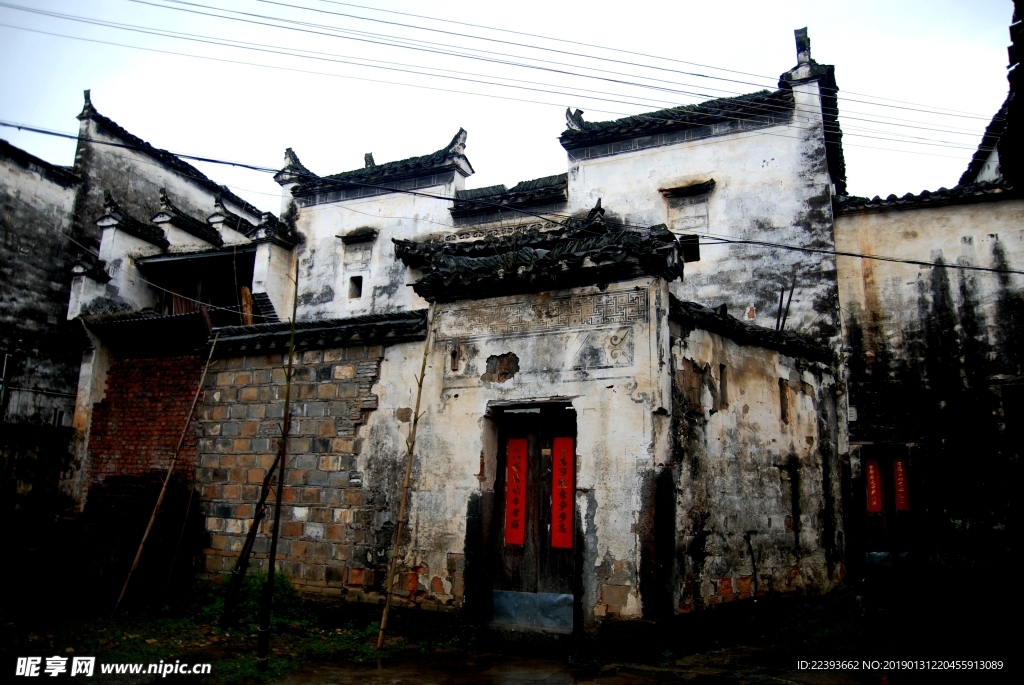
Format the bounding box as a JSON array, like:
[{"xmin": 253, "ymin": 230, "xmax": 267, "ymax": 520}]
[{"xmin": 490, "ymin": 404, "xmax": 577, "ymax": 629}]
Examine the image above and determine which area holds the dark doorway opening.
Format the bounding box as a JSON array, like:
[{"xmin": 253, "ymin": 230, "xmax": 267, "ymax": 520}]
[
  {"xmin": 849, "ymin": 443, "xmax": 913, "ymax": 578},
  {"xmin": 487, "ymin": 402, "xmax": 578, "ymax": 632}
]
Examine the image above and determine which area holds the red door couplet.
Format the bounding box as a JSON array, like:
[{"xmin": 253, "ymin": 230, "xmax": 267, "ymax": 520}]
[
  {"xmin": 504, "ymin": 438, "xmax": 528, "ymax": 546},
  {"xmin": 893, "ymin": 458, "xmax": 910, "ymax": 511},
  {"xmin": 551, "ymin": 437, "xmax": 574, "ymax": 549},
  {"xmin": 865, "ymin": 458, "xmax": 883, "ymax": 513}
]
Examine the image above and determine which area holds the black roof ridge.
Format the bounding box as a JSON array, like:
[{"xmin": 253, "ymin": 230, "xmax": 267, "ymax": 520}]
[
  {"xmin": 559, "ymin": 89, "xmax": 793, "ymax": 149},
  {"xmin": 397, "ymin": 202, "xmax": 682, "ymax": 301},
  {"xmin": 212, "ymin": 309, "xmax": 428, "ymax": 352},
  {"xmin": 97, "ymin": 191, "xmax": 169, "ymax": 249},
  {"xmin": 210, "ymin": 193, "xmax": 257, "ymax": 236},
  {"xmin": 215, "ymin": 309, "xmax": 426, "ymax": 336},
  {"xmin": 77, "ymin": 90, "xmax": 263, "ymax": 220},
  {"xmin": 455, "ymin": 184, "xmax": 508, "ymax": 200},
  {"xmin": 274, "ymin": 147, "xmax": 318, "ymax": 185},
  {"xmin": 81, "ymin": 308, "xmax": 203, "ymax": 325},
  {"xmin": 959, "ymin": 95, "xmax": 1010, "ymax": 186},
  {"xmin": 834, "ymin": 179, "xmax": 1018, "ymax": 215},
  {"xmin": 669, "ymin": 296, "xmax": 833, "ymax": 364},
  {"xmin": 509, "ymin": 172, "xmax": 568, "ymax": 193},
  {"xmin": 292, "ymin": 128, "xmax": 473, "ymax": 195},
  {"xmin": 0, "ymin": 138, "xmax": 81, "ymax": 187},
  {"xmin": 153, "ymin": 188, "xmax": 225, "ymax": 247},
  {"xmin": 450, "ymin": 172, "xmax": 568, "ymax": 219}
]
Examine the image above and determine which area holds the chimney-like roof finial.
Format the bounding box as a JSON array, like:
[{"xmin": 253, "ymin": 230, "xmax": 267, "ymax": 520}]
[
  {"xmin": 78, "ymin": 89, "xmax": 97, "ymax": 120},
  {"xmin": 364, "ymin": 152, "xmax": 376, "ymax": 168},
  {"xmin": 795, "ymin": 28, "xmax": 812, "ymax": 65}
]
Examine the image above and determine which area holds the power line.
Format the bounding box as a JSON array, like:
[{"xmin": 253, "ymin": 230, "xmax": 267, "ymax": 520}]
[
  {"xmin": 2, "ymin": 0, "xmax": 994, "ymax": 146},
  {"xmin": 134, "ymin": 0, "xmax": 1001, "ymax": 128},
  {"xmin": 110, "ymin": 0, "xmax": 991, "ymax": 138},
  {"xmin": 2, "ymin": 183, "xmax": 281, "ymax": 321},
  {"xmin": 6, "ymin": 117, "xmax": 1020, "ymax": 287},
  {"xmin": 0, "ymin": 22, "xmax": 984, "ymax": 163},
  {"xmin": 308, "ymin": 0, "xmax": 998, "ymax": 119},
  {"xmin": 697, "ymin": 236, "xmax": 1024, "ymax": 276},
  {"xmin": 250, "ymin": 0, "xmax": 1001, "ymax": 121},
  {"xmin": 0, "ymin": 11, "xmax": 992, "ymax": 154}
]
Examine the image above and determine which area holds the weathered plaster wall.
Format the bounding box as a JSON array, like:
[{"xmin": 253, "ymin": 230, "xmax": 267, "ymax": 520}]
[
  {"xmin": 253, "ymin": 241, "xmax": 295, "ymax": 320},
  {"xmin": 70, "ymin": 117, "xmax": 262, "ymax": 317},
  {"xmin": 0, "ymin": 146, "xmax": 80, "ymax": 424},
  {"xmin": 65, "ymin": 328, "xmax": 111, "ymax": 503},
  {"xmin": 836, "ymin": 200, "xmax": 1024, "ymax": 439},
  {"xmin": 290, "ymin": 187, "xmax": 458, "ymax": 321},
  {"xmin": 835, "ymin": 200, "xmax": 1023, "ymax": 571},
  {"xmin": 567, "ymin": 82, "xmax": 839, "ymax": 342},
  {"xmin": 670, "ymin": 327, "xmax": 844, "ymax": 612},
  {"xmin": 1, "ymin": 141, "xmax": 82, "ymax": 519},
  {"xmin": 362, "ymin": 277, "xmax": 671, "ymax": 626}
]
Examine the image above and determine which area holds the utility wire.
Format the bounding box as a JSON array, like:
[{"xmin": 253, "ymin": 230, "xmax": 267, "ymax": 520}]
[
  {"xmin": 0, "ymin": 25, "xmax": 995, "ymax": 162},
  {"xmin": 133, "ymin": 0, "xmax": 1002, "ymax": 128},
  {"xmin": 7, "ymin": 118, "xmax": 1020, "ymax": 286},
  {"xmin": 3, "ymin": 1, "xmax": 999, "ymax": 142},
  {"xmin": 309, "ymin": 0, "xmax": 998, "ymax": 119},
  {"xmin": 0, "ymin": 16, "xmax": 993, "ymax": 154},
  {"xmin": 2, "ymin": 0, "xmax": 995, "ymax": 143},
  {"xmin": 110, "ymin": 0, "xmax": 994, "ymax": 135},
  {"xmin": 251, "ymin": 0, "xmax": 1001, "ymax": 121}
]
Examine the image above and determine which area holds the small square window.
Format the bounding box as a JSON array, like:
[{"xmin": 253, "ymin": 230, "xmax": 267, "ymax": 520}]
[{"xmin": 348, "ymin": 276, "xmax": 363, "ymax": 299}]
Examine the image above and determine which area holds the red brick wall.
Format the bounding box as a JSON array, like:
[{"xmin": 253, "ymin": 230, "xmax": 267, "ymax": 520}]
[{"xmin": 88, "ymin": 355, "xmax": 204, "ymax": 483}]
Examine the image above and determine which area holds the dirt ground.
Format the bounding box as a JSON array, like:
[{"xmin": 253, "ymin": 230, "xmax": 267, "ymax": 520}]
[{"xmin": 272, "ymin": 650, "xmax": 888, "ymax": 685}]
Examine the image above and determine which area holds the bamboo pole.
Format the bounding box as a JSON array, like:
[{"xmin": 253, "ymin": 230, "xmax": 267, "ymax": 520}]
[
  {"xmin": 256, "ymin": 259, "xmax": 300, "ymax": 671},
  {"xmin": 112, "ymin": 332, "xmax": 219, "ymax": 617},
  {"xmin": 377, "ymin": 304, "xmax": 435, "ymax": 650},
  {"xmin": 220, "ymin": 450, "xmax": 282, "ymax": 625},
  {"xmin": 780, "ymin": 272, "xmax": 797, "ymax": 331}
]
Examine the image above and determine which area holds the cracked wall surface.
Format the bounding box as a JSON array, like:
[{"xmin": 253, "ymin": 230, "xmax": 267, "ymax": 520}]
[{"xmin": 669, "ymin": 327, "xmax": 844, "ymax": 612}]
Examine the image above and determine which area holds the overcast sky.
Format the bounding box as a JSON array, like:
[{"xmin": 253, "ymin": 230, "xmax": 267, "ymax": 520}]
[{"xmin": 0, "ymin": 0, "xmax": 1015, "ymax": 214}]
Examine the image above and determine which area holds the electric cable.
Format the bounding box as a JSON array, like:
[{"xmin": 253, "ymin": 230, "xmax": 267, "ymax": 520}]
[
  {"xmin": 308, "ymin": 0, "xmax": 1000, "ymax": 119},
  {"xmin": 0, "ymin": 2, "xmax": 996, "ymax": 145},
  {"xmin": 132, "ymin": 0, "xmax": 1004, "ymax": 126},
  {"xmin": 251, "ymin": 0, "xmax": 1004, "ymax": 121},
  {"xmin": 0, "ymin": 19, "xmax": 992, "ymax": 155}
]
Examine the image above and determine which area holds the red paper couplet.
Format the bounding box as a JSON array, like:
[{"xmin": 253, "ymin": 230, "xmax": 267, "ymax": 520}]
[
  {"xmin": 893, "ymin": 458, "xmax": 909, "ymax": 511},
  {"xmin": 865, "ymin": 458, "xmax": 883, "ymax": 513},
  {"xmin": 551, "ymin": 437, "xmax": 574, "ymax": 549},
  {"xmin": 504, "ymin": 438, "xmax": 527, "ymax": 546}
]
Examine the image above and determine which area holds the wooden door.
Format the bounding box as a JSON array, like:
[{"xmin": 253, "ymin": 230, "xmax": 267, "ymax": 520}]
[{"xmin": 490, "ymin": 404, "xmax": 577, "ymax": 631}]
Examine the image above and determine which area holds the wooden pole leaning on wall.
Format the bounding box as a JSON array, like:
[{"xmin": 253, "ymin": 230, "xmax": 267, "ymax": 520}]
[
  {"xmin": 111, "ymin": 332, "xmax": 220, "ymax": 618},
  {"xmin": 377, "ymin": 303, "xmax": 435, "ymax": 650},
  {"xmin": 256, "ymin": 259, "xmax": 300, "ymax": 671},
  {"xmin": 223, "ymin": 265, "xmax": 300, "ymax": 628},
  {"xmin": 221, "ymin": 449, "xmax": 282, "ymax": 624}
]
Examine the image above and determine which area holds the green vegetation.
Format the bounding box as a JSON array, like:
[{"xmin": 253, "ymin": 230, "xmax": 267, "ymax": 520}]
[{"xmin": 1, "ymin": 575, "xmax": 445, "ymax": 684}]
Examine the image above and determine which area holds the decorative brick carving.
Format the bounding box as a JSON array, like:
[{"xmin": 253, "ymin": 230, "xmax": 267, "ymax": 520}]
[{"xmin": 436, "ymin": 287, "xmax": 649, "ymax": 340}]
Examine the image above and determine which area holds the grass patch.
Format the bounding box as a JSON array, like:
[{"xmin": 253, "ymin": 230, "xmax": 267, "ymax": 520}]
[{"xmin": 0, "ymin": 575, "xmax": 422, "ymax": 684}]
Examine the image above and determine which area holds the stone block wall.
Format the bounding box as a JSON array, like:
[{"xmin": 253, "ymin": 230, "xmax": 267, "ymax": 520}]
[
  {"xmin": 196, "ymin": 345, "xmax": 388, "ymax": 597},
  {"xmin": 88, "ymin": 354, "xmax": 204, "ymax": 482}
]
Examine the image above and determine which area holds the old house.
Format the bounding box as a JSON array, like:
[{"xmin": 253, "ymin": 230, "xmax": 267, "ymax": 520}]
[
  {"xmin": 832, "ymin": 7, "xmax": 1023, "ymax": 578},
  {"xmin": 3, "ymin": 8, "xmax": 1017, "ymax": 632},
  {"xmin": 39, "ymin": 28, "xmax": 849, "ymax": 632}
]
